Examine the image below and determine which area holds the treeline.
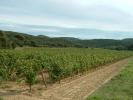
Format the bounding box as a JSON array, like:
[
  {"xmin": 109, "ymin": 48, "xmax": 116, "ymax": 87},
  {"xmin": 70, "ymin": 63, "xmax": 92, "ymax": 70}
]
[
  {"xmin": 0, "ymin": 31, "xmax": 16, "ymax": 49},
  {"xmin": 2, "ymin": 30, "xmax": 79, "ymax": 48},
  {"xmin": 0, "ymin": 30, "xmax": 133, "ymax": 50}
]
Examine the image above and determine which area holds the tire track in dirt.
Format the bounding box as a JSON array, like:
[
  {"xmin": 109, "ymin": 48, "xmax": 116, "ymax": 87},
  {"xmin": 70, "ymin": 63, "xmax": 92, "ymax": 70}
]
[{"xmin": 41, "ymin": 57, "xmax": 131, "ymax": 100}]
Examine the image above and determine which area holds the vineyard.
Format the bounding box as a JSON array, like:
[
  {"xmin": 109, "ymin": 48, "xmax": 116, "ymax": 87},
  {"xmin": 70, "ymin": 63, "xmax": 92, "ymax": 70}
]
[{"xmin": 0, "ymin": 48, "xmax": 132, "ymax": 91}]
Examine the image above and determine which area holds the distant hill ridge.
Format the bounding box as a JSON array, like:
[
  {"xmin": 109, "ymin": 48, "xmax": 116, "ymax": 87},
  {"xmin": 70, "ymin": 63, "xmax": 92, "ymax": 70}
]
[{"xmin": 0, "ymin": 30, "xmax": 133, "ymax": 50}]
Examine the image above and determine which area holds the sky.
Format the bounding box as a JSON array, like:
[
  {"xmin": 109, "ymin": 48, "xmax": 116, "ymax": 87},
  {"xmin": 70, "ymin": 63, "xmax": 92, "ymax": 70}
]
[{"xmin": 0, "ymin": 0, "xmax": 133, "ymax": 39}]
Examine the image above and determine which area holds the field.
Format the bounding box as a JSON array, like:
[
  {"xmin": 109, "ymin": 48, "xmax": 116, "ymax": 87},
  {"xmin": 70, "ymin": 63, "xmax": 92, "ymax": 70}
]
[
  {"xmin": 87, "ymin": 58, "xmax": 133, "ymax": 100},
  {"xmin": 0, "ymin": 48, "xmax": 132, "ymax": 91}
]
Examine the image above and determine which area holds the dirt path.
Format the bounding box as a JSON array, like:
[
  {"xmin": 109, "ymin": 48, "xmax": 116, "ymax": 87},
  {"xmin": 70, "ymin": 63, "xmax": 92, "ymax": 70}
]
[{"xmin": 1, "ymin": 57, "xmax": 132, "ymax": 100}]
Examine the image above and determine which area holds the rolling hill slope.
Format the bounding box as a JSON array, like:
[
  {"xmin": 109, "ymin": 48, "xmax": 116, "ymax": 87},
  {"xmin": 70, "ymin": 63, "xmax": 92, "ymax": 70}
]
[{"xmin": 0, "ymin": 30, "xmax": 133, "ymax": 50}]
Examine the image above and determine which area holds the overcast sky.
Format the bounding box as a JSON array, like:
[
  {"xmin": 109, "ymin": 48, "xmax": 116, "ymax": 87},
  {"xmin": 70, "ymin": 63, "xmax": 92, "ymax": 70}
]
[{"xmin": 0, "ymin": 0, "xmax": 133, "ymax": 39}]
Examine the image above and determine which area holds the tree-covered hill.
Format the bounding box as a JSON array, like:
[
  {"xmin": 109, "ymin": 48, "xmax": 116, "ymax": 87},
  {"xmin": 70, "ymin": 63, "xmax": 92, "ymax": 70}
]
[
  {"xmin": 2, "ymin": 30, "xmax": 79, "ymax": 48},
  {"xmin": 0, "ymin": 30, "xmax": 133, "ymax": 50}
]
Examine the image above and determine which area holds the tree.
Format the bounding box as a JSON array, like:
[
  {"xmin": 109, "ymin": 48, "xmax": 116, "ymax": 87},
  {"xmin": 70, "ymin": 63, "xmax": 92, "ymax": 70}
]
[
  {"xmin": 0, "ymin": 31, "xmax": 8, "ymax": 48},
  {"xmin": 15, "ymin": 35, "xmax": 25, "ymax": 41},
  {"xmin": 127, "ymin": 44, "xmax": 133, "ymax": 50},
  {"xmin": 14, "ymin": 34, "xmax": 25, "ymax": 47},
  {"xmin": 0, "ymin": 38, "xmax": 7, "ymax": 48},
  {"xmin": 0, "ymin": 31, "xmax": 5, "ymax": 37},
  {"xmin": 0, "ymin": 31, "xmax": 16, "ymax": 49},
  {"xmin": 11, "ymin": 42, "xmax": 17, "ymax": 49},
  {"xmin": 31, "ymin": 41, "xmax": 38, "ymax": 47}
]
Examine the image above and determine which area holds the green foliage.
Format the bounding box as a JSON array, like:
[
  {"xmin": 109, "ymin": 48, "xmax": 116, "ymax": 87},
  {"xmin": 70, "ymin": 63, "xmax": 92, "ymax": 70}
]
[
  {"xmin": 11, "ymin": 42, "xmax": 17, "ymax": 49},
  {"xmin": 127, "ymin": 44, "xmax": 133, "ymax": 50},
  {"xmin": 25, "ymin": 68, "xmax": 36, "ymax": 91},
  {"xmin": 15, "ymin": 34, "xmax": 25, "ymax": 41},
  {"xmin": 0, "ymin": 30, "xmax": 16, "ymax": 49},
  {"xmin": 0, "ymin": 51, "xmax": 18, "ymax": 81},
  {"xmin": 0, "ymin": 31, "xmax": 8, "ymax": 48},
  {"xmin": 50, "ymin": 62, "xmax": 63, "ymax": 82},
  {"xmin": 0, "ymin": 30, "xmax": 5, "ymax": 37},
  {"xmin": 16, "ymin": 59, "xmax": 37, "ymax": 91},
  {"xmin": 0, "ymin": 67, "xmax": 8, "ymax": 82},
  {"xmin": 0, "ymin": 48, "xmax": 132, "ymax": 89}
]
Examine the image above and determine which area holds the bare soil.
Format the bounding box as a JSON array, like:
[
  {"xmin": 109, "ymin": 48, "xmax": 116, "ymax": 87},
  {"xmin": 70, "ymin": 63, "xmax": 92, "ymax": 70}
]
[{"xmin": 0, "ymin": 57, "xmax": 131, "ymax": 100}]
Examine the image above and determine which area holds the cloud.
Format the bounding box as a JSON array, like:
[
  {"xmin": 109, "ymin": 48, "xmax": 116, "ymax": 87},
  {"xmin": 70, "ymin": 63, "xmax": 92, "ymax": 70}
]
[
  {"xmin": 0, "ymin": 0, "xmax": 133, "ymax": 38},
  {"xmin": 0, "ymin": 22, "xmax": 133, "ymax": 39}
]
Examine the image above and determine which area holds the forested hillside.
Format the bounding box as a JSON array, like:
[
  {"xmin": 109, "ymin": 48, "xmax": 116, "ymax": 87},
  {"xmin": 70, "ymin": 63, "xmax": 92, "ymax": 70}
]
[{"xmin": 0, "ymin": 30, "xmax": 133, "ymax": 50}]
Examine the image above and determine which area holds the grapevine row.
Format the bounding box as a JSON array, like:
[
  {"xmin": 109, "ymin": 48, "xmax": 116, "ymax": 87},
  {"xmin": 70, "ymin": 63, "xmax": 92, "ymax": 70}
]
[{"xmin": 0, "ymin": 48, "xmax": 132, "ymax": 91}]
